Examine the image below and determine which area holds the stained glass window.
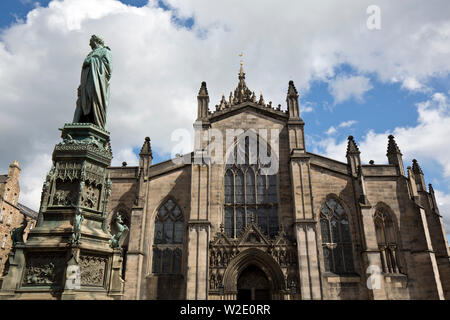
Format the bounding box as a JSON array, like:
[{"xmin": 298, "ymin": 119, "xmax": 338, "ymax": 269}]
[
  {"xmin": 152, "ymin": 199, "xmax": 184, "ymax": 274},
  {"xmin": 320, "ymin": 198, "xmax": 354, "ymax": 274},
  {"xmin": 224, "ymin": 135, "xmax": 278, "ymax": 238}
]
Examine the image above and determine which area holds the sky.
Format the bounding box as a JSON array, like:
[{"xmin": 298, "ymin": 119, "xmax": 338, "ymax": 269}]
[{"xmin": 0, "ymin": 0, "xmax": 449, "ymax": 238}]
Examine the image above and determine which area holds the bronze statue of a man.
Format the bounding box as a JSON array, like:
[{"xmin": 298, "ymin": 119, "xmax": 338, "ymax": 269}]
[{"xmin": 73, "ymin": 35, "xmax": 112, "ymax": 129}]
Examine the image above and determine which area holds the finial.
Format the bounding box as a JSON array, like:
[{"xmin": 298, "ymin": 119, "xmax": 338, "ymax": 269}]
[
  {"xmin": 122, "ymin": 161, "xmax": 127, "ymax": 167},
  {"xmin": 287, "ymin": 80, "xmax": 298, "ymax": 97},
  {"xmin": 198, "ymin": 81, "xmax": 208, "ymax": 96},
  {"xmin": 10, "ymin": 160, "xmax": 20, "ymax": 168},
  {"xmin": 412, "ymin": 159, "xmax": 423, "ymax": 174},
  {"xmin": 387, "ymin": 134, "xmax": 402, "ymax": 155},
  {"xmin": 259, "ymin": 92, "xmax": 265, "ymax": 106},
  {"xmin": 220, "ymin": 94, "xmax": 227, "ymax": 109},
  {"xmin": 140, "ymin": 136, "xmax": 152, "ymax": 157},
  {"xmin": 346, "ymin": 135, "xmax": 360, "ymax": 156}
]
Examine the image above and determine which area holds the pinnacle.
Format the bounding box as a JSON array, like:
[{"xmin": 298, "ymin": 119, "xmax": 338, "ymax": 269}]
[
  {"xmin": 198, "ymin": 81, "xmax": 208, "ymax": 96},
  {"xmin": 287, "ymin": 80, "xmax": 298, "ymax": 97},
  {"xmin": 140, "ymin": 136, "xmax": 152, "ymax": 157},
  {"xmin": 346, "ymin": 135, "xmax": 360, "ymax": 156},
  {"xmin": 387, "ymin": 134, "xmax": 402, "ymax": 155},
  {"xmin": 412, "ymin": 159, "xmax": 423, "ymax": 175}
]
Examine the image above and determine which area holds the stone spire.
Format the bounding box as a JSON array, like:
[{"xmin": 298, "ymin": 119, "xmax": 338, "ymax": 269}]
[
  {"xmin": 412, "ymin": 159, "xmax": 426, "ymax": 191},
  {"xmin": 139, "ymin": 136, "xmax": 153, "ymax": 179},
  {"xmin": 219, "ymin": 94, "xmax": 227, "ymax": 110},
  {"xmin": 258, "ymin": 92, "xmax": 265, "ymax": 106},
  {"xmin": 412, "ymin": 159, "xmax": 423, "ymax": 175},
  {"xmin": 139, "ymin": 137, "xmax": 152, "ymax": 157},
  {"xmin": 233, "ymin": 61, "xmax": 252, "ymax": 104},
  {"xmin": 387, "ymin": 135, "xmax": 402, "ymax": 155},
  {"xmin": 287, "ymin": 80, "xmax": 300, "ymax": 119},
  {"xmin": 386, "ymin": 135, "xmax": 405, "ymax": 176},
  {"xmin": 346, "ymin": 136, "xmax": 361, "ymax": 177},
  {"xmin": 346, "ymin": 135, "xmax": 360, "ymax": 156},
  {"xmin": 197, "ymin": 81, "xmax": 210, "ymax": 120}
]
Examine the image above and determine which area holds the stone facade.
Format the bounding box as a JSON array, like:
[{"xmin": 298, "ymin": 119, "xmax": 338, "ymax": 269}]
[
  {"xmin": 107, "ymin": 66, "xmax": 450, "ymax": 300},
  {"xmin": 0, "ymin": 161, "xmax": 37, "ymax": 276},
  {"xmin": 2, "ymin": 65, "xmax": 448, "ymax": 300}
]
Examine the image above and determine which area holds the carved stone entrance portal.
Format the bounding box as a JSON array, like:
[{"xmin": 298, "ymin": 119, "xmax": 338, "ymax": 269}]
[{"xmin": 237, "ymin": 265, "xmax": 271, "ymax": 300}]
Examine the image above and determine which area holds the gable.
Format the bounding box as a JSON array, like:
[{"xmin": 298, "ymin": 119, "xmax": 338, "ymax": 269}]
[{"xmin": 210, "ymin": 102, "xmax": 287, "ymax": 127}]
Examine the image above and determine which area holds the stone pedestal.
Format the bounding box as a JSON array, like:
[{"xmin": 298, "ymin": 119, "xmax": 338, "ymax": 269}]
[{"xmin": 0, "ymin": 123, "xmax": 124, "ymax": 300}]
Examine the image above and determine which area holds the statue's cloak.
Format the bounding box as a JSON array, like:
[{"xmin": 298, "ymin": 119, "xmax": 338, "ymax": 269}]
[{"xmin": 73, "ymin": 46, "xmax": 112, "ymax": 129}]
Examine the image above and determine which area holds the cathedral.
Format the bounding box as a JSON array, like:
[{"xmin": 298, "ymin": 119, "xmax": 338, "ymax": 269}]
[
  {"xmin": 106, "ymin": 63, "xmax": 450, "ymax": 300},
  {"xmin": 1, "ymin": 61, "xmax": 449, "ymax": 300}
]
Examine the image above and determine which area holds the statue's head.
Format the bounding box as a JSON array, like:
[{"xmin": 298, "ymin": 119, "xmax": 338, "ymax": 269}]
[{"xmin": 90, "ymin": 35, "xmax": 104, "ymax": 49}]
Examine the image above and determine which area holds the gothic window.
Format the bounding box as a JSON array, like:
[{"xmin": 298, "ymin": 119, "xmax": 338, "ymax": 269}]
[
  {"xmin": 224, "ymin": 135, "xmax": 278, "ymax": 238},
  {"xmin": 374, "ymin": 209, "xmax": 401, "ymax": 273},
  {"xmin": 152, "ymin": 199, "xmax": 184, "ymax": 274},
  {"xmin": 320, "ymin": 198, "xmax": 354, "ymax": 274}
]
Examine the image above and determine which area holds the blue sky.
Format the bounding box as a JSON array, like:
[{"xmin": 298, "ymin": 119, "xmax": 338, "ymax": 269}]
[{"xmin": 0, "ymin": 1, "xmax": 449, "ymax": 236}]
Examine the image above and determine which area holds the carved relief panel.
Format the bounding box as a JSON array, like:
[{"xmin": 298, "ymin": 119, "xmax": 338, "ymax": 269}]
[
  {"xmin": 52, "ymin": 181, "xmax": 78, "ymax": 207},
  {"xmin": 81, "ymin": 183, "xmax": 100, "ymax": 210},
  {"xmin": 22, "ymin": 252, "xmax": 65, "ymax": 287},
  {"xmin": 79, "ymin": 253, "xmax": 108, "ymax": 287}
]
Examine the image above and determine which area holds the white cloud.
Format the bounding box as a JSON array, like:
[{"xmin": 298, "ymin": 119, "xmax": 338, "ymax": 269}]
[
  {"xmin": 328, "ymin": 75, "xmax": 373, "ymax": 104},
  {"xmin": 325, "ymin": 120, "xmax": 356, "ymax": 135},
  {"xmin": 300, "ymin": 101, "xmax": 314, "ymax": 113},
  {"xmin": 0, "ymin": 0, "xmax": 449, "ymax": 212},
  {"xmin": 435, "ymin": 190, "xmax": 450, "ymax": 241},
  {"xmin": 339, "ymin": 120, "xmax": 357, "ymax": 128},
  {"xmin": 326, "ymin": 126, "xmax": 337, "ymax": 135},
  {"xmin": 113, "ymin": 148, "xmax": 139, "ymax": 167},
  {"xmin": 316, "ymin": 92, "xmax": 450, "ymax": 233},
  {"xmin": 402, "ymin": 77, "xmax": 424, "ymax": 91}
]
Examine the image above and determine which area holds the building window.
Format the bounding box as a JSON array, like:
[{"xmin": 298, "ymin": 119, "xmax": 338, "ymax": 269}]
[
  {"xmin": 6, "ymin": 214, "xmax": 11, "ymax": 226},
  {"xmin": 152, "ymin": 199, "xmax": 184, "ymax": 274},
  {"xmin": 0, "ymin": 208, "xmax": 4, "ymax": 223},
  {"xmin": 1, "ymin": 235, "xmax": 6, "ymax": 249},
  {"xmin": 224, "ymin": 136, "xmax": 278, "ymax": 238},
  {"xmin": 320, "ymin": 198, "xmax": 355, "ymax": 274},
  {"xmin": 5, "ymin": 189, "xmax": 10, "ymax": 201},
  {"xmin": 374, "ymin": 209, "xmax": 401, "ymax": 273}
]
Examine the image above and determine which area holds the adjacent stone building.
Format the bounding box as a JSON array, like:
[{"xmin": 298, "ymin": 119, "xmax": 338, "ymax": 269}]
[
  {"xmin": 0, "ymin": 161, "xmax": 37, "ymax": 276},
  {"xmin": 106, "ymin": 64, "xmax": 450, "ymax": 300}
]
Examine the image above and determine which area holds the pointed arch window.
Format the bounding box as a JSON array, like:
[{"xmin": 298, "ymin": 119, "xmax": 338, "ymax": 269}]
[
  {"xmin": 320, "ymin": 198, "xmax": 355, "ymax": 274},
  {"xmin": 224, "ymin": 135, "xmax": 278, "ymax": 238},
  {"xmin": 152, "ymin": 199, "xmax": 184, "ymax": 274},
  {"xmin": 374, "ymin": 209, "xmax": 401, "ymax": 274}
]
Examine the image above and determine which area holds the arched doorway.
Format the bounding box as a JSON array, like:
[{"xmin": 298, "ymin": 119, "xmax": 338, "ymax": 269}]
[
  {"xmin": 221, "ymin": 248, "xmax": 286, "ymax": 299},
  {"xmin": 237, "ymin": 265, "xmax": 271, "ymax": 300}
]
